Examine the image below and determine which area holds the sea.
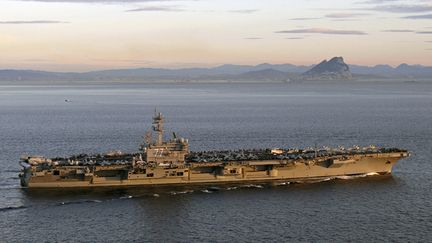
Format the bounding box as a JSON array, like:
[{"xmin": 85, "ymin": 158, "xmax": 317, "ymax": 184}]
[{"xmin": 0, "ymin": 81, "xmax": 431, "ymax": 242}]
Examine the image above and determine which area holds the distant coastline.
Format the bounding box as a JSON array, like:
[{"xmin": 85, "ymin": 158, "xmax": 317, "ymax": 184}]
[
  {"xmin": 0, "ymin": 78, "xmax": 430, "ymax": 86},
  {"xmin": 1, "ymin": 57, "xmax": 432, "ymax": 83}
]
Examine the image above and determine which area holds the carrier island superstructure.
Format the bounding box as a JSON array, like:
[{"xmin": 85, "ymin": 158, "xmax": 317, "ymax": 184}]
[{"xmin": 19, "ymin": 112, "xmax": 409, "ymax": 188}]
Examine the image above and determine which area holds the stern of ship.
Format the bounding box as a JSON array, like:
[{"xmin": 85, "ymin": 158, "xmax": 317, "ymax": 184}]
[{"xmin": 19, "ymin": 161, "xmax": 32, "ymax": 187}]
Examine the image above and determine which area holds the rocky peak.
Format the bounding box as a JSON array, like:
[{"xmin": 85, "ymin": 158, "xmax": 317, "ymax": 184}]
[{"xmin": 302, "ymin": 56, "xmax": 352, "ymax": 80}]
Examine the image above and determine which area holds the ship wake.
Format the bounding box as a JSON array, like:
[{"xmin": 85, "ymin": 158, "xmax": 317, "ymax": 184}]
[
  {"xmin": 0, "ymin": 205, "xmax": 28, "ymax": 213},
  {"xmin": 334, "ymin": 172, "xmax": 379, "ymax": 180}
]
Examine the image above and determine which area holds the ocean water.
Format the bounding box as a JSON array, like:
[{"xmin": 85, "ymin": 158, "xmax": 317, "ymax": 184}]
[{"xmin": 0, "ymin": 81, "xmax": 431, "ymax": 242}]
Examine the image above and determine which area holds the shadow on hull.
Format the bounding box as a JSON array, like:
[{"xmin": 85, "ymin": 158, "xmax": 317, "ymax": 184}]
[{"xmin": 22, "ymin": 173, "xmax": 397, "ymax": 200}]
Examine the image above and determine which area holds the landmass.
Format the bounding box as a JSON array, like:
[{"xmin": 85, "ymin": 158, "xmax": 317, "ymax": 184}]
[{"xmin": 1, "ymin": 57, "xmax": 432, "ymax": 83}]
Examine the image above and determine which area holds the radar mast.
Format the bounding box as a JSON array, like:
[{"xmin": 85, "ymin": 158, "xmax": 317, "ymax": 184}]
[{"xmin": 152, "ymin": 110, "xmax": 164, "ymax": 146}]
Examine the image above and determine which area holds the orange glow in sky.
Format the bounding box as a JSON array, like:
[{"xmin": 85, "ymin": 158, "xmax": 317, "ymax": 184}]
[{"xmin": 0, "ymin": 0, "xmax": 431, "ymax": 71}]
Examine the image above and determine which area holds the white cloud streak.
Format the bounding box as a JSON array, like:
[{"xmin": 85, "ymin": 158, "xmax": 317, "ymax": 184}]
[
  {"xmin": 275, "ymin": 28, "xmax": 367, "ymax": 35},
  {"xmin": 0, "ymin": 20, "xmax": 68, "ymax": 24}
]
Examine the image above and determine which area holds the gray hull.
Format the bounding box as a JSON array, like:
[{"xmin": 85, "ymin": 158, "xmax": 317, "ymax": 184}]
[{"xmin": 21, "ymin": 152, "xmax": 406, "ymax": 188}]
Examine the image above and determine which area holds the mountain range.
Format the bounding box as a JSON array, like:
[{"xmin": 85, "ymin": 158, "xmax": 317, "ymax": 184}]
[{"xmin": 1, "ymin": 57, "xmax": 432, "ymax": 82}]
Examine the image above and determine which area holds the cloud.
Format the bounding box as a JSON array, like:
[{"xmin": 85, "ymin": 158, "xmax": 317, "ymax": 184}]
[
  {"xmin": 325, "ymin": 13, "xmax": 370, "ymax": 18},
  {"xmin": 381, "ymin": 29, "xmax": 414, "ymax": 32},
  {"xmin": 357, "ymin": 0, "xmax": 399, "ymax": 4},
  {"xmin": 331, "ymin": 19, "xmax": 361, "ymax": 22},
  {"xmin": 289, "ymin": 17, "xmax": 321, "ymax": 21},
  {"xmin": 244, "ymin": 37, "xmax": 262, "ymax": 40},
  {"xmin": 285, "ymin": 37, "xmax": 304, "ymax": 39},
  {"xmin": 15, "ymin": 0, "xmax": 169, "ymax": 2},
  {"xmin": 275, "ymin": 28, "xmax": 367, "ymax": 35},
  {"xmin": 126, "ymin": 6, "xmax": 184, "ymax": 12},
  {"xmin": 0, "ymin": 20, "xmax": 68, "ymax": 24},
  {"xmin": 228, "ymin": 9, "xmax": 259, "ymax": 14},
  {"xmin": 370, "ymin": 4, "xmax": 432, "ymax": 13},
  {"xmin": 417, "ymin": 31, "xmax": 432, "ymax": 34},
  {"xmin": 403, "ymin": 14, "xmax": 432, "ymax": 19}
]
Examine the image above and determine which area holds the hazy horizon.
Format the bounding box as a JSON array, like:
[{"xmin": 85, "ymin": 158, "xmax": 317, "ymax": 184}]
[
  {"xmin": 1, "ymin": 0, "xmax": 432, "ymax": 72},
  {"xmin": 2, "ymin": 58, "xmax": 432, "ymax": 73}
]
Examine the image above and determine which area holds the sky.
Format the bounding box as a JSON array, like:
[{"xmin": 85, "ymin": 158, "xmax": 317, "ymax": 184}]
[{"xmin": 0, "ymin": 0, "xmax": 431, "ymax": 71}]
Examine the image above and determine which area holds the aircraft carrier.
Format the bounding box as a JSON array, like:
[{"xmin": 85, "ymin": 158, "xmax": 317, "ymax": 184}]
[{"xmin": 19, "ymin": 112, "xmax": 409, "ymax": 188}]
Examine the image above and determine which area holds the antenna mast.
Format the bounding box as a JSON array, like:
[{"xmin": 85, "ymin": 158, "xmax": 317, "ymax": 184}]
[{"xmin": 152, "ymin": 110, "xmax": 164, "ymax": 146}]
